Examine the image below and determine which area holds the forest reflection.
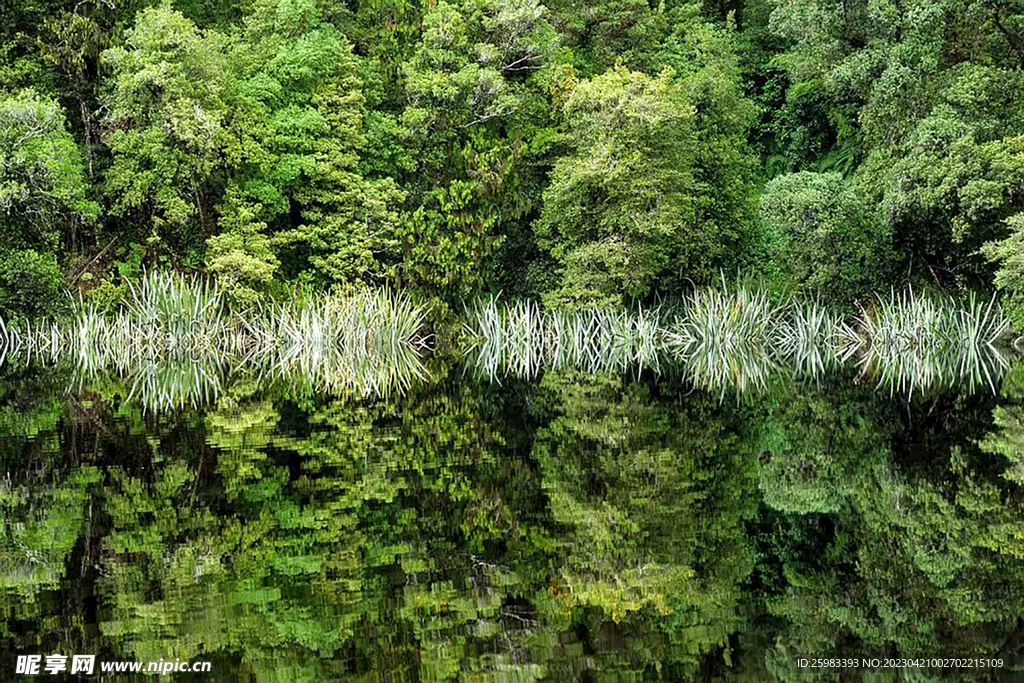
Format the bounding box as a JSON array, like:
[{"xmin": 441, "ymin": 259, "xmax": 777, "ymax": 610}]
[
  {"xmin": 1, "ymin": 335, "xmax": 1010, "ymax": 416},
  {"xmin": 1, "ymin": 358, "xmax": 1023, "ymax": 680}
]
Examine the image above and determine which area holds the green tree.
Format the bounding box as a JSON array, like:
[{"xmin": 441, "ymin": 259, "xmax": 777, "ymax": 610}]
[
  {"xmin": 654, "ymin": 7, "xmax": 759, "ymax": 275},
  {"xmin": 392, "ymin": 0, "xmax": 560, "ymax": 299},
  {"xmin": 545, "ymin": 0, "xmax": 668, "ymax": 74},
  {"xmin": 101, "ymin": 5, "xmax": 232, "ymax": 256},
  {"xmin": 0, "ymin": 89, "xmax": 97, "ymax": 252},
  {"xmin": 231, "ymin": 0, "xmax": 404, "ymax": 288},
  {"xmin": 537, "ymin": 67, "xmax": 700, "ymax": 307},
  {"xmin": 755, "ymin": 380, "xmax": 889, "ymax": 514},
  {"xmin": 204, "ymin": 191, "xmax": 279, "ymax": 301},
  {"xmin": 0, "ymin": 89, "xmax": 97, "ymax": 317},
  {"xmin": 759, "ymin": 171, "xmax": 891, "ymax": 301},
  {"xmin": 864, "ymin": 106, "xmax": 1024, "ymax": 285},
  {"xmin": 984, "ymin": 213, "xmax": 1024, "ymax": 327},
  {"xmin": 766, "ymin": 0, "xmax": 1024, "ymax": 284}
]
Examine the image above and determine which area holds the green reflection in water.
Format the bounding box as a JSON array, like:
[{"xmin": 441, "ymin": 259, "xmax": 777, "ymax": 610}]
[
  {"xmin": 1, "ymin": 360, "xmax": 1023, "ymax": 680},
  {"xmin": 465, "ymin": 292, "xmax": 1015, "ymax": 398}
]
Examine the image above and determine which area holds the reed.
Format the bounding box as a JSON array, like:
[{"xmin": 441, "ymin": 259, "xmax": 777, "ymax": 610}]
[
  {"xmin": 855, "ymin": 289, "xmax": 1011, "ymax": 395},
  {"xmin": 665, "ymin": 284, "xmax": 778, "ymax": 393},
  {"xmin": 465, "ymin": 297, "xmax": 664, "ymax": 380},
  {"xmin": 466, "ymin": 286, "xmax": 1012, "ymax": 395},
  {"xmin": 0, "ymin": 272, "xmax": 430, "ymax": 409},
  {"xmin": 0, "ymin": 272, "xmax": 1014, "ymax": 402}
]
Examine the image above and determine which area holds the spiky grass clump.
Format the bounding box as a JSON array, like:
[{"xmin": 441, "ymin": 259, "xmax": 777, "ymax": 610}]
[
  {"xmin": 0, "ymin": 272, "xmax": 1015, "ymax": 403},
  {"xmin": 467, "ymin": 286, "xmax": 1014, "ymax": 395},
  {"xmin": 669, "ymin": 285, "xmax": 776, "ymax": 351},
  {"xmin": 772, "ymin": 300, "xmax": 861, "ymax": 378},
  {"xmin": 124, "ymin": 270, "xmax": 225, "ymax": 343},
  {"xmin": 249, "ymin": 289, "xmax": 428, "ymax": 397},
  {"xmin": 857, "ymin": 289, "xmax": 1011, "ymax": 395},
  {"xmin": 666, "ymin": 285, "xmax": 778, "ymax": 393},
  {"xmin": 859, "ymin": 288, "xmax": 1009, "ymax": 352},
  {"xmin": 29, "ymin": 271, "xmax": 229, "ymax": 368},
  {"xmin": 0, "ymin": 274, "xmax": 430, "ymax": 409},
  {"xmin": 544, "ymin": 307, "xmax": 662, "ymax": 374},
  {"xmin": 465, "ymin": 297, "xmax": 663, "ymax": 379}
]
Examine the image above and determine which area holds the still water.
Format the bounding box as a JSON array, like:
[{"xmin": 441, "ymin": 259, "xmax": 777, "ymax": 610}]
[{"xmin": 2, "ymin": 353, "xmax": 1023, "ymax": 680}]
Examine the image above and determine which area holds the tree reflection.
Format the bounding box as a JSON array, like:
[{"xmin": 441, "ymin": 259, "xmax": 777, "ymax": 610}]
[{"xmin": 0, "ymin": 364, "xmax": 1021, "ymax": 679}]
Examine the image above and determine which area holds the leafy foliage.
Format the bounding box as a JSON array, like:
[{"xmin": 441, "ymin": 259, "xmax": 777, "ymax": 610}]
[
  {"xmin": 537, "ymin": 66, "xmax": 700, "ymax": 307},
  {"xmin": 0, "ymin": 249, "xmax": 65, "ymax": 319},
  {"xmin": 0, "ymin": 90, "xmax": 97, "ymax": 252},
  {"xmin": 760, "ymin": 171, "xmax": 892, "ymax": 301},
  {"xmin": 101, "ymin": 6, "xmax": 231, "ymax": 251}
]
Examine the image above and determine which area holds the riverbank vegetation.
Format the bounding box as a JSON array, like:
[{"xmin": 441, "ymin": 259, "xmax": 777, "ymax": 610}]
[
  {"xmin": 3, "ymin": 0, "xmax": 1024, "ymax": 323},
  {"xmin": 467, "ymin": 286, "xmax": 1011, "ymax": 394},
  {"xmin": 0, "ymin": 273, "xmax": 1009, "ymax": 406},
  {"xmin": 0, "ymin": 271, "xmax": 429, "ymax": 405}
]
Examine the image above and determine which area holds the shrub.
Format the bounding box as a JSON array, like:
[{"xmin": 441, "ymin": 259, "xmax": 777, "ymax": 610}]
[
  {"xmin": 0, "ymin": 250, "xmax": 65, "ymax": 319},
  {"xmin": 760, "ymin": 172, "xmax": 892, "ymax": 304}
]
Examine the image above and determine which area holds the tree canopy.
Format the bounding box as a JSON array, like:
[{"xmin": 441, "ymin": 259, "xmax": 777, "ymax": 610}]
[{"xmin": 0, "ymin": 0, "xmax": 1022, "ymax": 317}]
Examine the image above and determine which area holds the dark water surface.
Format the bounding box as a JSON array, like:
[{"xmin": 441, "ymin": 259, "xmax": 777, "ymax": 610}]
[{"xmin": 2, "ymin": 358, "xmax": 1024, "ymax": 681}]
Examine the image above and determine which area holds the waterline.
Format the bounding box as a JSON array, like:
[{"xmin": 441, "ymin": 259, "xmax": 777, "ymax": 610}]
[
  {"xmin": 465, "ymin": 288, "xmax": 1013, "ymax": 395},
  {"xmin": 0, "ymin": 275, "xmax": 1014, "ymax": 405}
]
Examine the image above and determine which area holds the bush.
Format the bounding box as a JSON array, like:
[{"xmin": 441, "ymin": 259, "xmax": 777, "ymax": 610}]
[
  {"xmin": 0, "ymin": 250, "xmax": 66, "ymax": 320},
  {"xmin": 760, "ymin": 172, "xmax": 892, "ymax": 304},
  {"xmin": 985, "ymin": 214, "xmax": 1024, "ymax": 330}
]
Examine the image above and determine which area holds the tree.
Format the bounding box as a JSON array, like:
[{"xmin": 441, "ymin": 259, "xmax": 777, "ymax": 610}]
[
  {"xmin": 765, "ymin": 0, "xmax": 1024, "ymax": 286},
  {"xmin": 984, "ymin": 213, "xmax": 1024, "ymax": 327},
  {"xmin": 756, "ymin": 380, "xmax": 889, "ymax": 515},
  {"xmin": 101, "ymin": 6, "xmax": 231, "ymax": 256},
  {"xmin": 537, "ymin": 4, "xmax": 759, "ymax": 310},
  {"xmin": 653, "ymin": 7, "xmax": 759, "ymax": 276},
  {"xmin": 0, "ymin": 89, "xmax": 97, "ymax": 252},
  {"xmin": 864, "ymin": 106, "xmax": 1024, "ymax": 284},
  {"xmin": 537, "ymin": 66, "xmax": 700, "ymax": 308},
  {"xmin": 392, "ymin": 0, "xmax": 561, "ymax": 299},
  {"xmin": 204, "ymin": 191, "xmax": 278, "ymax": 302},
  {"xmin": 545, "ymin": 0, "xmax": 668, "ymax": 75},
  {"xmin": 230, "ymin": 0, "xmax": 404, "ymax": 288},
  {"xmin": 757, "ymin": 385, "xmax": 1024, "ymax": 675},
  {"xmin": 759, "ymin": 171, "xmax": 890, "ymax": 301},
  {"xmin": 0, "ymin": 89, "xmax": 96, "ymax": 317}
]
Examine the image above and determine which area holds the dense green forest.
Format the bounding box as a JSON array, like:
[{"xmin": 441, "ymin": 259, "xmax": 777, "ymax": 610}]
[{"xmin": 3, "ymin": 0, "xmax": 1024, "ymax": 320}]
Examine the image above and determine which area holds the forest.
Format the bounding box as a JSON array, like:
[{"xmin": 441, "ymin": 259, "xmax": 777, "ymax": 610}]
[
  {"xmin": 6, "ymin": 2, "xmax": 1024, "ymax": 679},
  {"xmin": 2, "ymin": 0, "xmax": 1024, "ymax": 320}
]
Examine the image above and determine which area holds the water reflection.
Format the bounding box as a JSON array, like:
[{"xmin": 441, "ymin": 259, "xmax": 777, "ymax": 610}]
[
  {"xmin": 466, "ymin": 338, "xmax": 1013, "ymax": 399},
  {"xmin": 0, "ymin": 340, "xmax": 428, "ymax": 413},
  {"xmin": 1, "ymin": 360, "xmax": 1023, "ymax": 679},
  {"xmin": 465, "ymin": 294, "xmax": 1014, "ymax": 398}
]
